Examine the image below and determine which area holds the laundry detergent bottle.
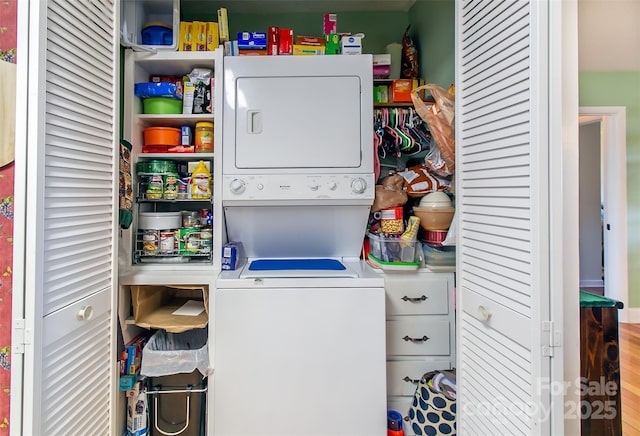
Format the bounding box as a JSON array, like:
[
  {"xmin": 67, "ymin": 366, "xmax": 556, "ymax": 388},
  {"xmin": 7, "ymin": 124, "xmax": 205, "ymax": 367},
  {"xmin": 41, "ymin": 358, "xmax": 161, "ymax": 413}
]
[{"xmin": 191, "ymin": 160, "xmax": 212, "ymax": 199}]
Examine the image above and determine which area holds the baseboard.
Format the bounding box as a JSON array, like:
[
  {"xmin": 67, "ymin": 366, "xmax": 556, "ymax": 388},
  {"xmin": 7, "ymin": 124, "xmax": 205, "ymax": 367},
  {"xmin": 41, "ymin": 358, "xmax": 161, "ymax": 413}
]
[
  {"xmin": 620, "ymin": 307, "xmax": 640, "ymax": 324},
  {"xmin": 580, "ymin": 279, "xmax": 604, "ymax": 288}
]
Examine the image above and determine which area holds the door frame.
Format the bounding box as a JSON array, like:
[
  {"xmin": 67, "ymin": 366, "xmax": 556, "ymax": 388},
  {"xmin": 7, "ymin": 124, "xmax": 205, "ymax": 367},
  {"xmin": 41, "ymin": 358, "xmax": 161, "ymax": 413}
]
[{"xmin": 578, "ymin": 106, "xmax": 628, "ymax": 321}]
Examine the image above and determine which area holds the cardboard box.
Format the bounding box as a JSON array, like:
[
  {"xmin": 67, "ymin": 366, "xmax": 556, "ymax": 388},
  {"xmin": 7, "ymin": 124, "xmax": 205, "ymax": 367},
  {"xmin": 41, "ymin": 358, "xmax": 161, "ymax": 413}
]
[
  {"xmin": 373, "ymin": 85, "xmax": 389, "ymax": 104},
  {"xmin": 121, "ymin": 334, "xmax": 148, "ymax": 375},
  {"xmin": 193, "ymin": 21, "xmax": 207, "ymax": 51},
  {"xmin": 222, "ymin": 242, "xmax": 239, "ymax": 270},
  {"xmin": 323, "ymin": 13, "xmax": 337, "ymax": 35},
  {"xmin": 239, "ymin": 49, "xmax": 268, "ymax": 56},
  {"xmin": 217, "ymin": 8, "xmax": 229, "ymax": 42},
  {"xmin": 325, "ymin": 34, "xmax": 340, "ymax": 55},
  {"xmin": 292, "ymin": 44, "xmax": 325, "ymax": 56},
  {"xmin": 295, "ymin": 35, "xmax": 325, "ymax": 46},
  {"xmin": 267, "ymin": 26, "xmax": 279, "ymax": 55},
  {"xmin": 182, "ymin": 81, "xmax": 195, "ymax": 114},
  {"xmin": 373, "ymin": 54, "xmax": 391, "ymax": 65},
  {"xmin": 340, "ymin": 35, "xmax": 362, "ymax": 55},
  {"xmin": 130, "ymin": 285, "xmax": 209, "ymax": 333},
  {"xmin": 126, "ymin": 386, "xmax": 147, "ymax": 436},
  {"xmin": 391, "ymin": 79, "xmax": 413, "ymax": 102},
  {"xmin": 237, "ymin": 31, "xmax": 267, "ymax": 49},
  {"xmin": 279, "ymin": 28, "xmax": 293, "ymax": 55},
  {"xmin": 206, "ymin": 22, "xmax": 219, "ymax": 50},
  {"xmin": 119, "ymin": 375, "xmax": 137, "ymax": 391},
  {"xmin": 179, "ymin": 21, "xmax": 194, "ymax": 51}
]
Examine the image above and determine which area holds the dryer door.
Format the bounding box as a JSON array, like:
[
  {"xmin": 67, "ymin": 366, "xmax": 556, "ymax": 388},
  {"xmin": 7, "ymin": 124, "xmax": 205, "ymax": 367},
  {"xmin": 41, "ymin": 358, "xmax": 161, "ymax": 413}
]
[{"xmin": 233, "ymin": 75, "xmax": 363, "ymax": 169}]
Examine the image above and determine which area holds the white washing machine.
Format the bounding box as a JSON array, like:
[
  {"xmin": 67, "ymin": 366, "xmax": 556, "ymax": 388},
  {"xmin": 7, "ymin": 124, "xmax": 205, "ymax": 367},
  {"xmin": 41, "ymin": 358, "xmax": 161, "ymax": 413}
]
[{"xmin": 214, "ymin": 55, "xmax": 386, "ymax": 435}]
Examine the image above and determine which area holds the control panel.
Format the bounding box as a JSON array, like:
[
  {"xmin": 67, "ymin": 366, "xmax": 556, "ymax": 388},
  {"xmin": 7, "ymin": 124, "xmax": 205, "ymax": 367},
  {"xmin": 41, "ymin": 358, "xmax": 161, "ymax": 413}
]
[{"xmin": 221, "ymin": 173, "xmax": 375, "ymax": 202}]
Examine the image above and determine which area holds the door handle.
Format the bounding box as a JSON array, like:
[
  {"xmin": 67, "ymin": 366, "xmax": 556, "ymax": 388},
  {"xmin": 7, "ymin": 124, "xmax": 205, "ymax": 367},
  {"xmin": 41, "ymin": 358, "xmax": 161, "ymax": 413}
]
[
  {"xmin": 77, "ymin": 305, "xmax": 94, "ymax": 321},
  {"xmin": 477, "ymin": 305, "xmax": 492, "ymax": 322},
  {"xmin": 247, "ymin": 110, "xmax": 262, "ymax": 134}
]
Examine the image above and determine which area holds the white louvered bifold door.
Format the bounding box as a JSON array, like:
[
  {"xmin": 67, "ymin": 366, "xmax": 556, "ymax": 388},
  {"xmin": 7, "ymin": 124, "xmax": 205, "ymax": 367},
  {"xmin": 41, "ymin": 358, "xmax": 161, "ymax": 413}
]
[
  {"xmin": 18, "ymin": 0, "xmax": 118, "ymax": 434},
  {"xmin": 456, "ymin": 1, "xmax": 553, "ymax": 435}
]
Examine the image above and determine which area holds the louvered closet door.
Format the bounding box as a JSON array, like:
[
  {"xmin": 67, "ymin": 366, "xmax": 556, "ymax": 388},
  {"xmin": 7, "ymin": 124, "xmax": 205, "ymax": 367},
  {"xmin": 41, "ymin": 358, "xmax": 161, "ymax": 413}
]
[
  {"xmin": 19, "ymin": 0, "xmax": 118, "ymax": 434},
  {"xmin": 456, "ymin": 1, "xmax": 554, "ymax": 434}
]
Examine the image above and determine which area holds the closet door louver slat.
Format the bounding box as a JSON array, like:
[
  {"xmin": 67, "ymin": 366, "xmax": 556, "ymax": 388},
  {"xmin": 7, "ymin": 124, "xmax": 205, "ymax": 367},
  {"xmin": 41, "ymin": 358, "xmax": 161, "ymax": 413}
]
[
  {"xmin": 456, "ymin": 0, "xmax": 551, "ymax": 434},
  {"xmin": 22, "ymin": 0, "xmax": 117, "ymax": 434}
]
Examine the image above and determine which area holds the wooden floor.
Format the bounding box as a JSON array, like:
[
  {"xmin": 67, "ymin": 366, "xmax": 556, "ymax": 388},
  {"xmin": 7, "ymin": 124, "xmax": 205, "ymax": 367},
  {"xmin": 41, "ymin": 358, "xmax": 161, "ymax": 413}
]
[{"xmin": 620, "ymin": 323, "xmax": 640, "ymax": 435}]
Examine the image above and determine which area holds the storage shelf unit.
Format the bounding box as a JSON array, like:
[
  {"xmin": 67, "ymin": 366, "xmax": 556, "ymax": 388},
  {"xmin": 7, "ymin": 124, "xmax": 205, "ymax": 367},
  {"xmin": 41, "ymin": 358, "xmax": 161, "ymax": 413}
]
[{"xmin": 383, "ymin": 270, "xmax": 456, "ymax": 435}]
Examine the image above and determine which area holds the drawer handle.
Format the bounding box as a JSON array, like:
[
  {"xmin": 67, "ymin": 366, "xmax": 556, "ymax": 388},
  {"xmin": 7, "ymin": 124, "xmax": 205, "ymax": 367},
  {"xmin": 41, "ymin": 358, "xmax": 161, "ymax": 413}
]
[
  {"xmin": 402, "ymin": 376, "xmax": 420, "ymax": 384},
  {"xmin": 402, "ymin": 295, "xmax": 427, "ymax": 302},
  {"xmin": 402, "ymin": 335, "xmax": 429, "ymax": 343}
]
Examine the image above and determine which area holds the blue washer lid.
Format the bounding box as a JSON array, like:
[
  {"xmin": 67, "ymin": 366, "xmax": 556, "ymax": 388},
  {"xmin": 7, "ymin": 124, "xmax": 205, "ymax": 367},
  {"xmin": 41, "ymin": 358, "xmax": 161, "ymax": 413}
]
[{"xmin": 248, "ymin": 259, "xmax": 346, "ymax": 271}]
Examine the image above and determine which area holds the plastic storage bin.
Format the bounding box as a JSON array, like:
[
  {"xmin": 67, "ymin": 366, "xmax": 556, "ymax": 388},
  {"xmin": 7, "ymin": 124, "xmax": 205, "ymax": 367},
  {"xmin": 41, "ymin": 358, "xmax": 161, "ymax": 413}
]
[
  {"xmin": 422, "ymin": 243, "xmax": 456, "ymax": 268},
  {"xmin": 140, "ymin": 328, "xmax": 209, "ymax": 377},
  {"xmin": 368, "ymin": 232, "xmax": 417, "ymax": 263},
  {"xmin": 121, "ymin": 0, "xmax": 179, "ymax": 51}
]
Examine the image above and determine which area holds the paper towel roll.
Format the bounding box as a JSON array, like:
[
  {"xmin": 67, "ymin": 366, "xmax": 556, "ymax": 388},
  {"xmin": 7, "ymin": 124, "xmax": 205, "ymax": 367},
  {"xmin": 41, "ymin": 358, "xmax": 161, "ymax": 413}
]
[{"xmin": 386, "ymin": 43, "xmax": 403, "ymax": 80}]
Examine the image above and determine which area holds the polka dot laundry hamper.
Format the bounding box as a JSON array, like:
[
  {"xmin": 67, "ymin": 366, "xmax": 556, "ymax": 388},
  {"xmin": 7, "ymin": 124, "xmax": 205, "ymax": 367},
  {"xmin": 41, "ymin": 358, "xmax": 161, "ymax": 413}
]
[{"xmin": 407, "ymin": 370, "xmax": 456, "ymax": 435}]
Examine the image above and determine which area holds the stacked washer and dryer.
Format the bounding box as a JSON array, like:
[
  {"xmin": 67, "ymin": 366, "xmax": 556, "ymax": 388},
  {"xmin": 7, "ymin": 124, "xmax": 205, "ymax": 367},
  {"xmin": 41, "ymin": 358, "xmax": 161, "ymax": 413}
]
[{"xmin": 214, "ymin": 55, "xmax": 387, "ymax": 435}]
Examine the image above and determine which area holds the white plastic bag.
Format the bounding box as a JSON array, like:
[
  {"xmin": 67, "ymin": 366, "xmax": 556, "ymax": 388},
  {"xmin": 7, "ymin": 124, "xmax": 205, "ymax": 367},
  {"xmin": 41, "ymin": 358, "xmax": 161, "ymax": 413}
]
[
  {"xmin": 441, "ymin": 209, "xmax": 457, "ymax": 246},
  {"xmin": 141, "ymin": 328, "xmax": 209, "ymax": 377}
]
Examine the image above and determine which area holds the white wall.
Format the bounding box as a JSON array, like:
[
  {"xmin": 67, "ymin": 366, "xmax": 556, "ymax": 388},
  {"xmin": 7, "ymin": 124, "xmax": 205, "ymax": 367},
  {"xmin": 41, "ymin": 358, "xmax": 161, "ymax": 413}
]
[{"xmin": 578, "ymin": 0, "xmax": 640, "ymax": 71}]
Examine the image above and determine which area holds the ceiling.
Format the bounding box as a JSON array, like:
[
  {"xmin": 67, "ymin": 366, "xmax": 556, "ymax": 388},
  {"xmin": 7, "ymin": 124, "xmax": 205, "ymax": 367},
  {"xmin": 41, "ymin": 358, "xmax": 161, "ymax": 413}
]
[{"xmin": 183, "ymin": 0, "xmax": 417, "ymax": 14}]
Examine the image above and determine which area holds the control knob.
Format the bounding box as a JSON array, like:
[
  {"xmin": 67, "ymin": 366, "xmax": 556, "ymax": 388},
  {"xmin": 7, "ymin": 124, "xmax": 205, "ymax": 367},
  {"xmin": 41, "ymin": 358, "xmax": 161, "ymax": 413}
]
[
  {"xmin": 351, "ymin": 178, "xmax": 367, "ymax": 194},
  {"xmin": 229, "ymin": 178, "xmax": 246, "ymax": 194}
]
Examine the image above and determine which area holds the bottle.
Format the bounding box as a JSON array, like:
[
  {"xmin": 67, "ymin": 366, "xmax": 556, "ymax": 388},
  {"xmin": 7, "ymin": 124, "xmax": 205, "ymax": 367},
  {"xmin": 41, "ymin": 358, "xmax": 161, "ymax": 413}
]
[
  {"xmin": 194, "ymin": 121, "xmax": 214, "ymax": 152},
  {"xmin": 191, "ymin": 160, "xmax": 212, "ymax": 199}
]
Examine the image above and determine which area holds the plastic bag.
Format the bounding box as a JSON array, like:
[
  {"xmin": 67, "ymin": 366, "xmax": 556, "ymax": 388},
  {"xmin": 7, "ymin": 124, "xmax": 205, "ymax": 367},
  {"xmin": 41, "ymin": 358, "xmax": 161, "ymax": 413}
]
[
  {"xmin": 372, "ymin": 175, "xmax": 408, "ymax": 213},
  {"xmin": 397, "ymin": 163, "xmax": 451, "ymax": 198},
  {"xmin": 140, "ymin": 328, "xmax": 209, "ymax": 377},
  {"xmin": 441, "ymin": 208, "xmax": 456, "ymax": 246},
  {"xmin": 412, "ymin": 84, "xmax": 455, "ymax": 175}
]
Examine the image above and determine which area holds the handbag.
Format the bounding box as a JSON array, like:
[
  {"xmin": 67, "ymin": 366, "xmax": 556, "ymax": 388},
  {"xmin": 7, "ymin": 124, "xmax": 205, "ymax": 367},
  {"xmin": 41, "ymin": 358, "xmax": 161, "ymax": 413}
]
[{"xmin": 406, "ymin": 370, "xmax": 457, "ymax": 435}]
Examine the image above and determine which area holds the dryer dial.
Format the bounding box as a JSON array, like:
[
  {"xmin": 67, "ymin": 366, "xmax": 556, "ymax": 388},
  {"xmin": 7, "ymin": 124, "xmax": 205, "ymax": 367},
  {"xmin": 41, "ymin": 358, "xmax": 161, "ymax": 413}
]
[
  {"xmin": 229, "ymin": 178, "xmax": 246, "ymax": 194},
  {"xmin": 351, "ymin": 178, "xmax": 367, "ymax": 194}
]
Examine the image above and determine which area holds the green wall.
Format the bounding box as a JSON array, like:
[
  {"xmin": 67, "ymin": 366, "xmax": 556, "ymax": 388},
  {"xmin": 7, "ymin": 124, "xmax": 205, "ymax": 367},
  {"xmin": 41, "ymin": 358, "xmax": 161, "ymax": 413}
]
[
  {"xmin": 409, "ymin": 0, "xmax": 455, "ymax": 88},
  {"xmin": 180, "ymin": 2, "xmax": 456, "ymax": 85},
  {"xmin": 579, "ymin": 71, "xmax": 640, "ymax": 307}
]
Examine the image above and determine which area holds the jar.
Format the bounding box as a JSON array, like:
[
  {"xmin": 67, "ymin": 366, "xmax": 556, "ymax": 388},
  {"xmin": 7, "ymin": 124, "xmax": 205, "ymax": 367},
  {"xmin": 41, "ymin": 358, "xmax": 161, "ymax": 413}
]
[
  {"xmin": 194, "ymin": 121, "xmax": 214, "ymax": 153},
  {"xmin": 182, "ymin": 210, "xmax": 199, "ymax": 228}
]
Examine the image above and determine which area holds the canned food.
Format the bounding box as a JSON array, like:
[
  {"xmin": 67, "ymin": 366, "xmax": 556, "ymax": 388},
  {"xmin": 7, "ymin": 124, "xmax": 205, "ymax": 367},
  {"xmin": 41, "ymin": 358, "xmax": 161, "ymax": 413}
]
[
  {"xmin": 159, "ymin": 230, "xmax": 176, "ymax": 254},
  {"xmin": 142, "ymin": 230, "xmax": 159, "ymax": 255},
  {"xmin": 199, "ymin": 208, "xmax": 212, "ymax": 227}
]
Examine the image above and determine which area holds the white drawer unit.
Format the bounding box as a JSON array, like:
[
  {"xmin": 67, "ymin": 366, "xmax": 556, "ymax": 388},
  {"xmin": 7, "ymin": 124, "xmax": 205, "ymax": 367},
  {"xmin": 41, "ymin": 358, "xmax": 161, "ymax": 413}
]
[{"xmin": 383, "ymin": 270, "xmax": 456, "ymax": 434}]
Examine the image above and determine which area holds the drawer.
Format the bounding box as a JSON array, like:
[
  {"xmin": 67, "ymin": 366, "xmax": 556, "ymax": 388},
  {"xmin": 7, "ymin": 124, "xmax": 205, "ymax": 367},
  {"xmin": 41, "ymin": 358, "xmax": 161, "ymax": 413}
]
[
  {"xmin": 386, "ymin": 318, "xmax": 450, "ymax": 355},
  {"xmin": 386, "ymin": 359, "xmax": 452, "ymax": 396},
  {"xmin": 385, "ymin": 273, "xmax": 450, "ymax": 316}
]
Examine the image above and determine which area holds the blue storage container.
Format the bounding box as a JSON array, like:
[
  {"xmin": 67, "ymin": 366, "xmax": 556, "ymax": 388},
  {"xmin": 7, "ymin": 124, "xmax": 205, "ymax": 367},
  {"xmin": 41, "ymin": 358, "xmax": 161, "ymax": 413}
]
[{"xmin": 141, "ymin": 23, "xmax": 173, "ymax": 46}]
